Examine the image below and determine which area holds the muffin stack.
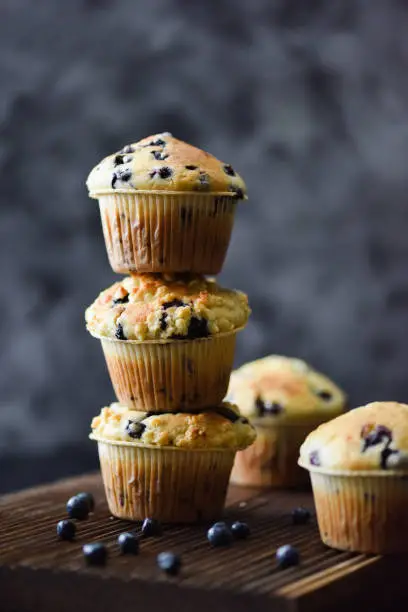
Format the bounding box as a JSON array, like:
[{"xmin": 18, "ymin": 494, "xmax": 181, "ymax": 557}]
[{"xmin": 85, "ymin": 133, "xmax": 256, "ymax": 523}]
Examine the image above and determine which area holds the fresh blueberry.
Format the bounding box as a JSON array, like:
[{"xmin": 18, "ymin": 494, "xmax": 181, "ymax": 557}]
[
  {"xmin": 76, "ymin": 492, "xmax": 95, "ymax": 513},
  {"xmin": 118, "ymin": 532, "xmax": 139, "ymax": 555},
  {"xmin": 57, "ymin": 519, "xmax": 76, "ymax": 541},
  {"xmin": 157, "ymin": 552, "xmax": 182, "ymax": 576},
  {"xmin": 141, "ymin": 518, "xmax": 162, "ymax": 537},
  {"xmin": 276, "ymin": 545, "xmax": 300, "ymax": 569},
  {"xmin": 231, "ymin": 521, "xmax": 250, "ymax": 540},
  {"xmin": 207, "ymin": 522, "xmax": 233, "ymax": 547},
  {"xmin": 292, "ymin": 507, "xmax": 311, "ymax": 525},
  {"xmin": 66, "ymin": 495, "xmax": 90, "ymax": 520},
  {"xmin": 83, "ymin": 542, "xmax": 108, "ymax": 566}
]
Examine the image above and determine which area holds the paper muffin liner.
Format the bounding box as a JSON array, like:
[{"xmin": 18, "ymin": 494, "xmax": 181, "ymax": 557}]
[
  {"xmin": 94, "ymin": 329, "xmax": 240, "ymax": 412},
  {"xmin": 92, "ymin": 435, "xmax": 236, "ymax": 522},
  {"xmin": 98, "ymin": 191, "xmax": 237, "ymax": 274},
  {"xmin": 230, "ymin": 420, "xmax": 321, "ymax": 489},
  {"xmin": 299, "ymin": 461, "xmax": 408, "ymax": 553}
]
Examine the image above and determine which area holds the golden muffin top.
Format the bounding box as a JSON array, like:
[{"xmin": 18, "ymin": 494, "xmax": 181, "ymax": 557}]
[
  {"xmin": 91, "ymin": 402, "xmax": 256, "ymax": 450},
  {"xmin": 299, "ymin": 402, "xmax": 408, "ymax": 471},
  {"xmin": 86, "ymin": 133, "xmax": 247, "ymax": 198},
  {"xmin": 226, "ymin": 355, "xmax": 346, "ymax": 423},
  {"xmin": 85, "ymin": 273, "xmax": 250, "ymax": 341}
]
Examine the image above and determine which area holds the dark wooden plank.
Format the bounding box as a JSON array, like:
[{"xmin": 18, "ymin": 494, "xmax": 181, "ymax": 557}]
[{"xmin": 0, "ymin": 473, "xmax": 407, "ymax": 612}]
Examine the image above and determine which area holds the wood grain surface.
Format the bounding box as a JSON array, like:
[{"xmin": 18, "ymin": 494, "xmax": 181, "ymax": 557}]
[{"xmin": 0, "ymin": 473, "xmax": 406, "ymax": 612}]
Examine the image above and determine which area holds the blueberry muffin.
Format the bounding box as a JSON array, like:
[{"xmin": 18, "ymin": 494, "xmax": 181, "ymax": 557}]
[
  {"xmin": 299, "ymin": 402, "xmax": 408, "ymax": 553},
  {"xmin": 227, "ymin": 355, "xmax": 346, "ymax": 488},
  {"xmin": 86, "ymin": 133, "xmax": 247, "ymax": 274},
  {"xmin": 85, "ymin": 273, "xmax": 250, "ymax": 412},
  {"xmin": 91, "ymin": 402, "xmax": 256, "ymax": 522}
]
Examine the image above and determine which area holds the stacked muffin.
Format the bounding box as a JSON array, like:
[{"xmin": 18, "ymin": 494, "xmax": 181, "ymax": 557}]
[{"xmin": 85, "ymin": 133, "xmax": 256, "ymax": 523}]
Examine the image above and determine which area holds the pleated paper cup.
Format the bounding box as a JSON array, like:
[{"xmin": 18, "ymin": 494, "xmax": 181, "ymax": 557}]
[
  {"xmin": 97, "ymin": 191, "xmax": 237, "ymax": 274},
  {"xmin": 230, "ymin": 420, "xmax": 320, "ymax": 489},
  {"xmin": 91, "ymin": 434, "xmax": 236, "ymax": 523},
  {"xmin": 91, "ymin": 329, "xmax": 240, "ymax": 412},
  {"xmin": 299, "ymin": 460, "xmax": 408, "ymax": 553}
]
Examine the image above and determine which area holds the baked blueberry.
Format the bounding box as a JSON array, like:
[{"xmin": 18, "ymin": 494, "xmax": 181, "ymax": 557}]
[
  {"xmin": 186, "ymin": 316, "xmax": 209, "ymax": 339},
  {"xmin": 111, "ymin": 168, "xmax": 132, "ymax": 189},
  {"xmin": 121, "ymin": 145, "xmax": 134, "ymax": 154},
  {"xmin": 141, "ymin": 518, "xmax": 162, "ymax": 537},
  {"xmin": 83, "ymin": 542, "xmax": 107, "ymax": 566},
  {"xmin": 317, "ymin": 390, "xmax": 332, "ymax": 401},
  {"xmin": 76, "ymin": 492, "xmax": 95, "ymax": 513},
  {"xmin": 207, "ymin": 522, "xmax": 233, "ymax": 547},
  {"xmin": 118, "ymin": 532, "xmax": 139, "ymax": 555},
  {"xmin": 159, "ymin": 312, "xmax": 168, "ymax": 331},
  {"xmin": 309, "ymin": 450, "xmax": 321, "ymax": 467},
  {"xmin": 152, "ymin": 151, "xmax": 169, "ymax": 161},
  {"xmin": 292, "ymin": 507, "xmax": 311, "ymax": 525},
  {"xmin": 276, "ymin": 544, "xmax": 300, "ymax": 569},
  {"xmin": 148, "ymin": 138, "xmax": 166, "ymax": 147},
  {"xmin": 57, "ymin": 519, "xmax": 76, "ymax": 541},
  {"xmin": 215, "ymin": 405, "xmax": 240, "ymax": 423},
  {"xmin": 231, "ymin": 521, "xmax": 250, "ymax": 539},
  {"xmin": 158, "ymin": 166, "xmax": 172, "ymax": 179},
  {"xmin": 162, "ymin": 299, "xmax": 184, "ymax": 309},
  {"xmin": 255, "ymin": 397, "xmax": 284, "ymax": 416},
  {"xmin": 157, "ymin": 551, "xmax": 182, "ymax": 576},
  {"xmin": 115, "ymin": 323, "xmax": 126, "ymax": 340},
  {"xmin": 185, "ymin": 165, "xmax": 197, "ymax": 170},
  {"xmin": 113, "ymin": 294, "xmax": 129, "ymax": 305},
  {"xmin": 197, "ymin": 173, "xmax": 210, "ymax": 190},
  {"xmin": 229, "ymin": 186, "xmax": 244, "ymax": 199},
  {"xmin": 361, "ymin": 424, "xmax": 392, "ymax": 451},
  {"xmin": 125, "ymin": 420, "xmax": 146, "ymax": 439},
  {"xmin": 223, "ymin": 164, "xmax": 235, "ymax": 176},
  {"xmin": 66, "ymin": 495, "xmax": 90, "ymax": 520},
  {"xmin": 114, "ymin": 154, "xmax": 125, "ymax": 166}
]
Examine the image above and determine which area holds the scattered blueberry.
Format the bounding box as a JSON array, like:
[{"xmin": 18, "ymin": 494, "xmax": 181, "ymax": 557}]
[
  {"xmin": 223, "ymin": 164, "xmax": 236, "ymax": 176},
  {"xmin": 121, "ymin": 145, "xmax": 134, "ymax": 154},
  {"xmin": 229, "ymin": 186, "xmax": 244, "ymax": 199},
  {"xmin": 276, "ymin": 545, "xmax": 300, "ymax": 569},
  {"xmin": 66, "ymin": 495, "xmax": 90, "ymax": 520},
  {"xmin": 141, "ymin": 518, "xmax": 162, "ymax": 538},
  {"xmin": 125, "ymin": 420, "xmax": 146, "ymax": 439},
  {"xmin": 255, "ymin": 397, "xmax": 284, "ymax": 416},
  {"xmin": 309, "ymin": 450, "xmax": 321, "ymax": 467},
  {"xmin": 83, "ymin": 542, "xmax": 108, "ymax": 566},
  {"xmin": 76, "ymin": 492, "xmax": 95, "ymax": 513},
  {"xmin": 292, "ymin": 507, "xmax": 311, "ymax": 525},
  {"xmin": 185, "ymin": 165, "xmax": 197, "ymax": 170},
  {"xmin": 157, "ymin": 552, "xmax": 182, "ymax": 576},
  {"xmin": 162, "ymin": 299, "xmax": 185, "ymax": 309},
  {"xmin": 118, "ymin": 532, "xmax": 139, "ymax": 555},
  {"xmin": 316, "ymin": 390, "xmax": 332, "ymax": 401},
  {"xmin": 152, "ymin": 150, "xmax": 169, "ymax": 161},
  {"xmin": 214, "ymin": 406, "xmax": 240, "ymax": 423},
  {"xmin": 115, "ymin": 323, "xmax": 126, "ymax": 340},
  {"xmin": 207, "ymin": 522, "xmax": 233, "ymax": 547},
  {"xmin": 231, "ymin": 521, "xmax": 250, "ymax": 540},
  {"xmin": 57, "ymin": 519, "xmax": 76, "ymax": 541},
  {"xmin": 148, "ymin": 138, "xmax": 166, "ymax": 147}
]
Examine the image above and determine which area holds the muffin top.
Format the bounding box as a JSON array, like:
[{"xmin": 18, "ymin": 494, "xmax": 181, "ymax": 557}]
[
  {"xmin": 226, "ymin": 355, "xmax": 346, "ymax": 423},
  {"xmin": 91, "ymin": 402, "xmax": 256, "ymax": 450},
  {"xmin": 86, "ymin": 132, "xmax": 247, "ymax": 199},
  {"xmin": 85, "ymin": 273, "xmax": 250, "ymax": 341},
  {"xmin": 299, "ymin": 402, "xmax": 408, "ymax": 471}
]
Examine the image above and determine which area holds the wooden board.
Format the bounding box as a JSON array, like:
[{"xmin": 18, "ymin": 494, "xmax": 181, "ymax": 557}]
[{"xmin": 0, "ymin": 472, "xmax": 407, "ymax": 612}]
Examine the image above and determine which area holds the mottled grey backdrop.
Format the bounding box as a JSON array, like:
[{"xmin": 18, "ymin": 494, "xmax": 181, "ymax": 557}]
[{"xmin": 2, "ymin": 0, "xmax": 408, "ymax": 488}]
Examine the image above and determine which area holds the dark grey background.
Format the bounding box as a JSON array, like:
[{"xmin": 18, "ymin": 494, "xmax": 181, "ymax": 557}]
[{"xmin": 2, "ymin": 0, "xmax": 408, "ymax": 491}]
